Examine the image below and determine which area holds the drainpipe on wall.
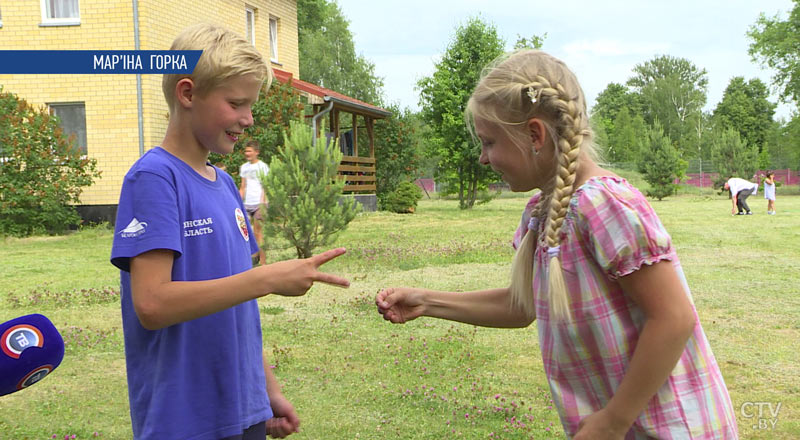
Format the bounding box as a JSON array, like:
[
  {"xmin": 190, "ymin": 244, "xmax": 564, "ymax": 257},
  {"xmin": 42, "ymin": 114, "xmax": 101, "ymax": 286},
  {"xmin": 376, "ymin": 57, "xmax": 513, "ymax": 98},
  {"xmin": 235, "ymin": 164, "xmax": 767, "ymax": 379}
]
[
  {"xmin": 132, "ymin": 0, "xmax": 144, "ymax": 156},
  {"xmin": 311, "ymin": 98, "xmax": 334, "ymax": 147}
]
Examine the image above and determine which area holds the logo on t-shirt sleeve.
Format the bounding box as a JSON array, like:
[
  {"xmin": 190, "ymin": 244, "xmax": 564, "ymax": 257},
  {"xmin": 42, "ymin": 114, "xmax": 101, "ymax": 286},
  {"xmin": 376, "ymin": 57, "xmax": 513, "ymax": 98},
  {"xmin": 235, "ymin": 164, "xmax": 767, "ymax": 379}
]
[
  {"xmin": 118, "ymin": 218, "xmax": 148, "ymax": 238},
  {"xmin": 235, "ymin": 208, "xmax": 249, "ymax": 241}
]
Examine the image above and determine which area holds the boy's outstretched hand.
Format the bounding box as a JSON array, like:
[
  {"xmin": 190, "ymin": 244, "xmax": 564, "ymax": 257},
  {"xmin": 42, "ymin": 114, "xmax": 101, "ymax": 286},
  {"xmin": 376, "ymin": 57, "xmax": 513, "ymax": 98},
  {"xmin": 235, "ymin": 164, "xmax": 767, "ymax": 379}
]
[
  {"xmin": 375, "ymin": 287, "xmax": 426, "ymax": 324},
  {"xmin": 263, "ymin": 247, "xmax": 350, "ymax": 297}
]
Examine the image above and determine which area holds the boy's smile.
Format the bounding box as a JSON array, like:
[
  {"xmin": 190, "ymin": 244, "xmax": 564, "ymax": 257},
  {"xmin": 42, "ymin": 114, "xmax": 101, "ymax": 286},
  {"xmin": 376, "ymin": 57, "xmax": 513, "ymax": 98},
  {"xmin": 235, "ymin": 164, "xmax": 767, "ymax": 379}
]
[{"xmin": 190, "ymin": 74, "xmax": 262, "ymax": 156}]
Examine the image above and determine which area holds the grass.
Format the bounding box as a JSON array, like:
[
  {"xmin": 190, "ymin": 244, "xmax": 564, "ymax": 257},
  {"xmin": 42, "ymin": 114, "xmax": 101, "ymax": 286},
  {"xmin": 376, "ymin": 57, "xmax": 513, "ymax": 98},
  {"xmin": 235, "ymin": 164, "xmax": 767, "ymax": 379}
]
[{"xmin": 1, "ymin": 188, "xmax": 798, "ymax": 439}]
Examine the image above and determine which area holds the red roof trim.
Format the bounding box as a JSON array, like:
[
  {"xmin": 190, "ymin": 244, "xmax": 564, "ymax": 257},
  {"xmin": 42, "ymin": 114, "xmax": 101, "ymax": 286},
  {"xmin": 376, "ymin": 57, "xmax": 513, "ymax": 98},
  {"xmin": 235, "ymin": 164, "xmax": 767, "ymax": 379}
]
[{"xmin": 272, "ymin": 68, "xmax": 389, "ymax": 116}]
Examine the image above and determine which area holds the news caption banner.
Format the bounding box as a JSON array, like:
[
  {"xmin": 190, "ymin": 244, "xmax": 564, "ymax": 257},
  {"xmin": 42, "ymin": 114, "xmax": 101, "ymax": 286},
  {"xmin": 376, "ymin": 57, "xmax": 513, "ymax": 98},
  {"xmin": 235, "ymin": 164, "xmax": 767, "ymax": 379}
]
[{"xmin": 0, "ymin": 50, "xmax": 202, "ymax": 74}]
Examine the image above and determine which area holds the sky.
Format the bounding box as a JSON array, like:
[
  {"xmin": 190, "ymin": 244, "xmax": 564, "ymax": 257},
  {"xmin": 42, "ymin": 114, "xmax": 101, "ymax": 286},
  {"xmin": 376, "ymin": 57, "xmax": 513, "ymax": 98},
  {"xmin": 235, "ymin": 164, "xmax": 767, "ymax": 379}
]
[{"xmin": 336, "ymin": 0, "xmax": 796, "ymax": 120}]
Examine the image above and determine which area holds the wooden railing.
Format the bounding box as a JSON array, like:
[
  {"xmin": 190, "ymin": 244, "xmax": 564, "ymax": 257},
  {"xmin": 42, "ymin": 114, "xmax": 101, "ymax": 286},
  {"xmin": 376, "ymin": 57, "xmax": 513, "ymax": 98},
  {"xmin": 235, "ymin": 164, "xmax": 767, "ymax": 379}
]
[{"xmin": 337, "ymin": 155, "xmax": 376, "ymax": 193}]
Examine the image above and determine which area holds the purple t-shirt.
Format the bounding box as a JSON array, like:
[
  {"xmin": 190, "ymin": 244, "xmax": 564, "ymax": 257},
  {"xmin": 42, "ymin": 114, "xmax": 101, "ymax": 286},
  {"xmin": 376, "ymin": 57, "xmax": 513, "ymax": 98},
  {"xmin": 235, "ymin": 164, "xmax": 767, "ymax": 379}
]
[{"xmin": 111, "ymin": 147, "xmax": 271, "ymax": 439}]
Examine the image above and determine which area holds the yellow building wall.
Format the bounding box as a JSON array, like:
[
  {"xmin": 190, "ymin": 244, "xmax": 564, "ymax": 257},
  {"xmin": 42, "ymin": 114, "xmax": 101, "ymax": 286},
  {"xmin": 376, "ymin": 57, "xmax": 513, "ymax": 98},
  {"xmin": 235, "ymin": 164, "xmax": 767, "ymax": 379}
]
[{"xmin": 0, "ymin": 0, "xmax": 299, "ymax": 206}]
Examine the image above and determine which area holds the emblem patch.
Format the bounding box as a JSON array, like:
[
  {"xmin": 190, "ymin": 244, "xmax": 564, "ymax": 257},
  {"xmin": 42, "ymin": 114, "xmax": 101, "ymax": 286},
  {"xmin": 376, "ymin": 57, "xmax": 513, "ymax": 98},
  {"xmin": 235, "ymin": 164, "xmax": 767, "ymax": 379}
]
[{"xmin": 235, "ymin": 208, "xmax": 249, "ymax": 241}]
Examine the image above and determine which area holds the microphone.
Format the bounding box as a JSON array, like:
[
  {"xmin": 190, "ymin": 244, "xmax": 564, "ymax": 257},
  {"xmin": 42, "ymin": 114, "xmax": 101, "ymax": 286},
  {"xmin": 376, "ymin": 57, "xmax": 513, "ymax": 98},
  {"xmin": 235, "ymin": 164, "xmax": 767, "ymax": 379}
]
[{"xmin": 0, "ymin": 314, "xmax": 65, "ymax": 396}]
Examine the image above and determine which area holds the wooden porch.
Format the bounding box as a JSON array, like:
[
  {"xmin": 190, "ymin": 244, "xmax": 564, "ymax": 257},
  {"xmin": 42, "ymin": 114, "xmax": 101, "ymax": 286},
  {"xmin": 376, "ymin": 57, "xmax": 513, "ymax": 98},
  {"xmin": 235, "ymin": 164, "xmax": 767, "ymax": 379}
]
[{"xmin": 273, "ymin": 68, "xmax": 391, "ymax": 196}]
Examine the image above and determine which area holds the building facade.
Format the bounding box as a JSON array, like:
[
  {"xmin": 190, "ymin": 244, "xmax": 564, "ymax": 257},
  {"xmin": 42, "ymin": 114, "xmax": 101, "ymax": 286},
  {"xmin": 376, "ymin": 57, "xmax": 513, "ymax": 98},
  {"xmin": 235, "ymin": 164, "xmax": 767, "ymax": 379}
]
[{"xmin": 0, "ymin": 0, "xmax": 299, "ymax": 214}]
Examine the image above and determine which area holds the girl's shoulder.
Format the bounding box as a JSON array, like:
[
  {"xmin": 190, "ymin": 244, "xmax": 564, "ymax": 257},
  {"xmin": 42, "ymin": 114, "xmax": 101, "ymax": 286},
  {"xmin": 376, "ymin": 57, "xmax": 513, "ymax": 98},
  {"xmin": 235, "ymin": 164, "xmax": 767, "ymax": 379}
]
[
  {"xmin": 571, "ymin": 175, "xmax": 645, "ymax": 209},
  {"xmin": 568, "ymin": 176, "xmax": 661, "ymax": 231}
]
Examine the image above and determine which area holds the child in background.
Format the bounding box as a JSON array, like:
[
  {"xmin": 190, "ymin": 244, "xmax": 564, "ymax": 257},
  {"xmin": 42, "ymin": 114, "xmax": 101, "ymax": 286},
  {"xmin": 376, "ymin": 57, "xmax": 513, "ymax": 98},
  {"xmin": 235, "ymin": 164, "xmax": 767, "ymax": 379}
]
[
  {"xmin": 376, "ymin": 49, "xmax": 738, "ymax": 439},
  {"xmin": 111, "ymin": 24, "xmax": 349, "ymax": 440},
  {"xmin": 764, "ymin": 171, "xmax": 776, "ymax": 215},
  {"xmin": 240, "ymin": 140, "xmax": 270, "ymax": 265}
]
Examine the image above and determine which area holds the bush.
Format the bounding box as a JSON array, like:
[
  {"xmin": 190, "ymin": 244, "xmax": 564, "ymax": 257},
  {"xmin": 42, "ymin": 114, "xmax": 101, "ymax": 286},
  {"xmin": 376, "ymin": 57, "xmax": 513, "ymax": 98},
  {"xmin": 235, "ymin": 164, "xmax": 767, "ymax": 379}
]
[
  {"xmin": 261, "ymin": 121, "xmax": 360, "ymax": 258},
  {"xmin": 0, "ymin": 89, "xmax": 101, "ymax": 236},
  {"xmin": 381, "ymin": 181, "xmax": 423, "ymax": 213}
]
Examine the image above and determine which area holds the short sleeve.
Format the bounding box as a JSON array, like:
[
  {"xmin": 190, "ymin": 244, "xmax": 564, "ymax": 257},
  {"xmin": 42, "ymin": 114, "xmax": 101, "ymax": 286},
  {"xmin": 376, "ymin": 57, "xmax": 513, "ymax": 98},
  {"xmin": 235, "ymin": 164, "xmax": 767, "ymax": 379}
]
[
  {"xmin": 576, "ymin": 181, "xmax": 675, "ymax": 279},
  {"xmin": 110, "ymin": 170, "xmax": 182, "ymax": 272}
]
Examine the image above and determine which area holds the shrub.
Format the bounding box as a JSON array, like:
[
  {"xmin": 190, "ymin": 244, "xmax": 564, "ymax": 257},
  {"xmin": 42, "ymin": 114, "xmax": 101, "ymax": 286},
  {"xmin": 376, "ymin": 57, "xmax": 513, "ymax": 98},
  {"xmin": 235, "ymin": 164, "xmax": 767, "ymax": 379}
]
[
  {"xmin": 381, "ymin": 181, "xmax": 423, "ymax": 213},
  {"xmin": 260, "ymin": 121, "xmax": 360, "ymax": 259},
  {"xmin": 0, "ymin": 89, "xmax": 101, "ymax": 236}
]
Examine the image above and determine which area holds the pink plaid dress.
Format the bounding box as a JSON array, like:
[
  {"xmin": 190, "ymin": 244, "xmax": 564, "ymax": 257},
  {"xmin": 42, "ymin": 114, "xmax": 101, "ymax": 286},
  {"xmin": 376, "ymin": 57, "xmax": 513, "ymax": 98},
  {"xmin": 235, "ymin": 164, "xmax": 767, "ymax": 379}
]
[{"xmin": 513, "ymin": 176, "xmax": 738, "ymax": 439}]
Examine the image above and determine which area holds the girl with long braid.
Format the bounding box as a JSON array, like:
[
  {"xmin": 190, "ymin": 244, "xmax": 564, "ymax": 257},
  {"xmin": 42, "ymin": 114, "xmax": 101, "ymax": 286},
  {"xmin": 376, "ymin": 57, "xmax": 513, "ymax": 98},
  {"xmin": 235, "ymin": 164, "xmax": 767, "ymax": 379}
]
[{"xmin": 375, "ymin": 50, "xmax": 737, "ymax": 439}]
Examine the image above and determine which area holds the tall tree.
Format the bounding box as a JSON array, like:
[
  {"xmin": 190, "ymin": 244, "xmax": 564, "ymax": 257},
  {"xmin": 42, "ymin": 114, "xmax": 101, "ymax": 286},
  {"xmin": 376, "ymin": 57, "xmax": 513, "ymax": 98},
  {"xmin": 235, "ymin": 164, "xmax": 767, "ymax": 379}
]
[
  {"xmin": 608, "ymin": 107, "xmax": 648, "ymax": 164},
  {"xmin": 513, "ymin": 33, "xmax": 546, "ymax": 50},
  {"xmin": 748, "ymin": 1, "xmax": 800, "ymax": 104},
  {"xmin": 590, "ymin": 82, "xmax": 644, "ymax": 163},
  {"xmin": 627, "ymin": 55, "xmax": 708, "ymax": 157},
  {"xmin": 417, "ymin": 17, "xmax": 505, "ymax": 209},
  {"xmin": 766, "ymin": 114, "xmax": 800, "ymax": 169},
  {"xmin": 712, "ymin": 77, "xmax": 776, "ymax": 153},
  {"xmin": 373, "ymin": 104, "xmax": 422, "ymax": 205},
  {"xmin": 296, "ymin": 0, "xmax": 384, "ymax": 104},
  {"xmin": 710, "ymin": 128, "xmax": 759, "ymax": 186}
]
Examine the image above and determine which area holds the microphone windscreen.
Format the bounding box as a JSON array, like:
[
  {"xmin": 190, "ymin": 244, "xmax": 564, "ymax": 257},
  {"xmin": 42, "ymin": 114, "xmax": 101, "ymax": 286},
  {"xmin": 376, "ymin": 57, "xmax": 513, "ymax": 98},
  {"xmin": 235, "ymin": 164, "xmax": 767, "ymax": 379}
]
[{"xmin": 0, "ymin": 314, "xmax": 65, "ymax": 396}]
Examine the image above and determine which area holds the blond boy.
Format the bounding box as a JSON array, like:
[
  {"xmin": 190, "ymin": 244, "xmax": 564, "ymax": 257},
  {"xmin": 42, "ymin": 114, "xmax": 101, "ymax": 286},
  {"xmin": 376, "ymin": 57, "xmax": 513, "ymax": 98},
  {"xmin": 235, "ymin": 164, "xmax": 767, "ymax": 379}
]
[{"xmin": 111, "ymin": 24, "xmax": 349, "ymax": 439}]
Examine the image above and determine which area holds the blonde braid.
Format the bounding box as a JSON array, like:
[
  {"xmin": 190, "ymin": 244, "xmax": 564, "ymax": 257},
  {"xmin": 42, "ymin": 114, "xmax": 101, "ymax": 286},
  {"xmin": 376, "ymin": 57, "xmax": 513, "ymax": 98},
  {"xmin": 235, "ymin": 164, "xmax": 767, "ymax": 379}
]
[
  {"xmin": 509, "ymin": 194, "xmax": 549, "ymax": 318},
  {"xmin": 466, "ymin": 49, "xmax": 596, "ymax": 322},
  {"xmin": 538, "ymin": 80, "xmax": 588, "ymax": 321}
]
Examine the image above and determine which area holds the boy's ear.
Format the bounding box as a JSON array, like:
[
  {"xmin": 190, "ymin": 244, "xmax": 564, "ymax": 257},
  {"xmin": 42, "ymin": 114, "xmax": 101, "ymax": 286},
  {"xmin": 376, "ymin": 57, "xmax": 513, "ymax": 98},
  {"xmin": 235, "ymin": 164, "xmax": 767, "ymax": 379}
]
[{"xmin": 175, "ymin": 78, "xmax": 196, "ymax": 109}]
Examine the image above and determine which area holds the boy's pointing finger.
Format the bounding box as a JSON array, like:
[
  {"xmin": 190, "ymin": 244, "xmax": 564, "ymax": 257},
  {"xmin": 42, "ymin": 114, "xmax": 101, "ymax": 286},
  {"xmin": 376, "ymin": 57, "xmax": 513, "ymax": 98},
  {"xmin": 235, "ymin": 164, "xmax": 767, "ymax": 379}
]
[{"xmin": 311, "ymin": 247, "xmax": 347, "ymax": 267}]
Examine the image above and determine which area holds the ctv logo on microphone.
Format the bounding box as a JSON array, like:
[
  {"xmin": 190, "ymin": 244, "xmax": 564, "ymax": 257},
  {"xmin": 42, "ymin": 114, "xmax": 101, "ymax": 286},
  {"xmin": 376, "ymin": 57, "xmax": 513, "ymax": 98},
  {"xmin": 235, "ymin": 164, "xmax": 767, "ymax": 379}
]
[{"xmin": 2, "ymin": 324, "xmax": 44, "ymax": 359}]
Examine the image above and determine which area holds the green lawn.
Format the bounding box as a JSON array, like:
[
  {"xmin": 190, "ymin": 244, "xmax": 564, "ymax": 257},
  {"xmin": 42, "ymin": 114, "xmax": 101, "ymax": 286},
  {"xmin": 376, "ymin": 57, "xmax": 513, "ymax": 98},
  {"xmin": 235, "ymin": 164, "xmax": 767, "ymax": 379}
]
[{"xmin": 1, "ymin": 190, "xmax": 798, "ymax": 439}]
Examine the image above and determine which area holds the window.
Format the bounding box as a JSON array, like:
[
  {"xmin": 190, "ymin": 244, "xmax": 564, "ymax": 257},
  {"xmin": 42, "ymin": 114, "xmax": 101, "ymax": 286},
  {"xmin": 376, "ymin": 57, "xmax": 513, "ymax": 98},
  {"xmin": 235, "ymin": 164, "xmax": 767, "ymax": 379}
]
[
  {"xmin": 49, "ymin": 103, "xmax": 87, "ymax": 155},
  {"xmin": 41, "ymin": 0, "xmax": 80, "ymax": 26},
  {"xmin": 0, "ymin": 5, "xmax": 4, "ymax": 28},
  {"xmin": 245, "ymin": 7, "xmax": 255, "ymax": 45},
  {"xmin": 269, "ymin": 16, "xmax": 279, "ymax": 62}
]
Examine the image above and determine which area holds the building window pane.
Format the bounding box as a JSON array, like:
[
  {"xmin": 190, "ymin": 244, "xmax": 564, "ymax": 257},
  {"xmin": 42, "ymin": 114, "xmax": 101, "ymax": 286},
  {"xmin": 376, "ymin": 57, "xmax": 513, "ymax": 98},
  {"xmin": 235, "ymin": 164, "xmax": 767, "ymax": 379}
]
[
  {"xmin": 269, "ymin": 17, "xmax": 278, "ymax": 61},
  {"xmin": 44, "ymin": 0, "xmax": 80, "ymax": 19},
  {"xmin": 245, "ymin": 7, "xmax": 255, "ymax": 45},
  {"xmin": 50, "ymin": 103, "xmax": 87, "ymax": 155}
]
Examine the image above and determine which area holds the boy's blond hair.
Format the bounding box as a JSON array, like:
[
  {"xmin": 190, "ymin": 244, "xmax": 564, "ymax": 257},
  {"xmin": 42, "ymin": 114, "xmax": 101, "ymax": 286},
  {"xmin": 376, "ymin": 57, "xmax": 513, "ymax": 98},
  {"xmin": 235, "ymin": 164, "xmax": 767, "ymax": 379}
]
[
  {"xmin": 466, "ymin": 49, "xmax": 598, "ymax": 322},
  {"xmin": 162, "ymin": 23, "xmax": 271, "ymax": 111}
]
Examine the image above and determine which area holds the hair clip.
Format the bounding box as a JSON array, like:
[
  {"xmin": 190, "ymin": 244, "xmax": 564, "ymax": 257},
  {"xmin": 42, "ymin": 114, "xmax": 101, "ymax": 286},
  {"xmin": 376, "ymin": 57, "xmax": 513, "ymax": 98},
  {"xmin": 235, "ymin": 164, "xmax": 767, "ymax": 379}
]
[{"xmin": 527, "ymin": 86, "xmax": 540, "ymax": 104}]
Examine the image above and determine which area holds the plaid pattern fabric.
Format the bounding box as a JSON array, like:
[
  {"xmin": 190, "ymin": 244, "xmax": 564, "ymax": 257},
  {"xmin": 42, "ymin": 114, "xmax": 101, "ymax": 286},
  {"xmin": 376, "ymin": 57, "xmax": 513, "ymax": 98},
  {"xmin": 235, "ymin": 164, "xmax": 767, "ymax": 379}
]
[{"xmin": 513, "ymin": 177, "xmax": 738, "ymax": 439}]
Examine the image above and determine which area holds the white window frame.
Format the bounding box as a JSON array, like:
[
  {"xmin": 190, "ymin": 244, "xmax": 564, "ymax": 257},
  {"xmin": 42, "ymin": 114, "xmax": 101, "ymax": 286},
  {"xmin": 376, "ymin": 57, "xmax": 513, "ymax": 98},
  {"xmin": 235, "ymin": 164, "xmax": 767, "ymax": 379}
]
[
  {"xmin": 269, "ymin": 16, "xmax": 279, "ymax": 63},
  {"xmin": 245, "ymin": 6, "xmax": 256, "ymax": 46},
  {"xmin": 49, "ymin": 102, "xmax": 88, "ymax": 156},
  {"xmin": 40, "ymin": 0, "xmax": 81, "ymax": 27}
]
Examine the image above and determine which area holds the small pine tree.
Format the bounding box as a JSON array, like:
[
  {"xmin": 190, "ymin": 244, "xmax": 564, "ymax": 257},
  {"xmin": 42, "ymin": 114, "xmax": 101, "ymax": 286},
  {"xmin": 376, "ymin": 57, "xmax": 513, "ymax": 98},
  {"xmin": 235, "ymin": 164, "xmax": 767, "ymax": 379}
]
[
  {"xmin": 639, "ymin": 123, "xmax": 687, "ymax": 200},
  {"xmin": 208, "ymin": 79, "xmax": 304, "ymax": 185},
  {"xmin": 260, "ymin": 121, "xmax": 360, "ymax": 259}
]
